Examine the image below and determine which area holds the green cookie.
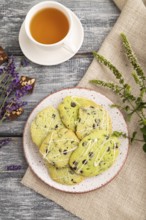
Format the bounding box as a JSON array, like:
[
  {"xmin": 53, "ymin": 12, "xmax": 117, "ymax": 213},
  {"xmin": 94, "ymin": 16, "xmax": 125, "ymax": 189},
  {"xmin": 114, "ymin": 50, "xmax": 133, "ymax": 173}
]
[
  {"xmin": 47, "ymin": 164, "xmax": 84, "ymax": 185},
  {"xmin": 76, "ymin": 106, "xmax": 112, "ymax": 139},
  {"xmin": 31, "ymin": 106, "xmax": 64, "ymax": 147},
  {"xmin": 58, "ymin": 96, "xmax": 99, "ymax": 132},
  {"xmin": 69, "ymin": 130, "xmax": 119, "ymax": 177},
  {"xmin": 39, "ymin": 128, "xmax": 79, "ymax": 168}
]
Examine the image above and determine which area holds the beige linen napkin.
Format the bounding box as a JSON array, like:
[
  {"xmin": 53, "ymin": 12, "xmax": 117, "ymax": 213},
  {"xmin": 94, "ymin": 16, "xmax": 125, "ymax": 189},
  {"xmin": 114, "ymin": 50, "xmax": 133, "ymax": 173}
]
[
  {"xmin": 114, "ymin": 0, "xmax": 146, "ymax": 10},
  {"xmin": 22, "ymin": 0, "xmax": 146, "ymax": 219}
]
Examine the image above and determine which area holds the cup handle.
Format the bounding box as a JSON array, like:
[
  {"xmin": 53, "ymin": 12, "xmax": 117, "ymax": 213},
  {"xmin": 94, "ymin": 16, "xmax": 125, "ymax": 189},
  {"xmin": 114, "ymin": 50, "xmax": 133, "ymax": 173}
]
[{"xmin": 63, "ymin": 39, "xmax": 77, "ymax": 53}]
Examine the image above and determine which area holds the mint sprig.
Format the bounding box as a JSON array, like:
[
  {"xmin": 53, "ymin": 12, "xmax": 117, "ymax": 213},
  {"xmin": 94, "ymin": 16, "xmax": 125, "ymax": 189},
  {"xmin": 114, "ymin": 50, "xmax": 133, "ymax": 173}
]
[{"xmin": 90, "ymin": 33, "xmax": 146, "ymax": 152}]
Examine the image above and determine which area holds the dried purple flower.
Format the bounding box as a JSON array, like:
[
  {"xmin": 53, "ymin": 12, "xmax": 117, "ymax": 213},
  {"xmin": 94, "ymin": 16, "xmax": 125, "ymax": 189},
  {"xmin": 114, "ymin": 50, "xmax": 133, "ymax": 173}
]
[
  {"xmin": 21, "ymin": 58, "xmax": 29, "ymax": 67},
  {"xmin": 0, "ymin": 52, "xmax": 35, "ymax": 123},
  {"xmin": 6, "ymin": 56, "xmax": 18, "ymax": 77},
  {"xmin": 6, "ymin": 165, "xmax": 22, "ymax": 171},
  {"xmin": 5, "ymin": 101, "xmax": 27, "ymax": 112},
  {"xmin": 0, "ymin": 138, "xmax": 11, "ymax": 149},
  {"xmin": 0, "ymin": 68, "xmax": 3, "ymax": 74},
  {"xmin": 15, "ymin": 85, "xmax": 32, "ymax": 98}
]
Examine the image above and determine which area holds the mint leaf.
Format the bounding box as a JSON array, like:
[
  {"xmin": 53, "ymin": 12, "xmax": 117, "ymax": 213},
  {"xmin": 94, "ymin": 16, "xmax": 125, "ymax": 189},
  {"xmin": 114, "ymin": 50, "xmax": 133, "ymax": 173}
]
[
  {"xmin": 112, "ymin": 131, "xmax": 123, "ymax": 137},
  {"xmin": 143, "ymin": 135, "xmax": 146, "ymax": 142},
  {"xmin": 130, "ymin": 131, "xmax": 137, "ymax": 143},
  {"xmin": 141, "ymin": 126, "xmax": 146, "ymax": 135},
  {"xmin": 143, "ymin": 143, "xmax": 146, "ymax": 152}
]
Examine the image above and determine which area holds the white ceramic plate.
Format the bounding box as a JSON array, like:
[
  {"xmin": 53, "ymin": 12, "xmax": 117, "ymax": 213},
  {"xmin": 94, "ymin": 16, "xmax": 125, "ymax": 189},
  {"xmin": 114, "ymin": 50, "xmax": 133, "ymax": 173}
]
[
  {"xmin": 23, "ymin": 88, "xmax": 129, "ymax": 193},
  {"xmin": 19, "ymin": 10, "xmax": 84, "ymax": 66}
]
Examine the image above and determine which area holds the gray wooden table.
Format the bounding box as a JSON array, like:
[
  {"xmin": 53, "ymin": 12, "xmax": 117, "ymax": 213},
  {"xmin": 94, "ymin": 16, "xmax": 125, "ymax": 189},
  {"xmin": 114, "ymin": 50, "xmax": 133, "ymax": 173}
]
[{"xmin": 0, "ymin": 1, "xmax": 119, "ymax": 219}]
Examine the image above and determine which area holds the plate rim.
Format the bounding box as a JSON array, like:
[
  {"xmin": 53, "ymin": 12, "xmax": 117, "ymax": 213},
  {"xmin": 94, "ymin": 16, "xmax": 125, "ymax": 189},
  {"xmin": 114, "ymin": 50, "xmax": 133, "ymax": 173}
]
[{"xmin": 23, "ymin": 87, "xmax": 129, "ymax": 193}]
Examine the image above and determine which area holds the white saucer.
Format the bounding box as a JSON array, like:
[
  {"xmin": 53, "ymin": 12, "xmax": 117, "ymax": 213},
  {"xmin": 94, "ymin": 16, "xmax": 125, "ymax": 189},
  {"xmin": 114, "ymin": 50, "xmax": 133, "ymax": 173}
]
[{"xmin": 19, "ymin": 10, "xmax": 84, "ymax": 66}]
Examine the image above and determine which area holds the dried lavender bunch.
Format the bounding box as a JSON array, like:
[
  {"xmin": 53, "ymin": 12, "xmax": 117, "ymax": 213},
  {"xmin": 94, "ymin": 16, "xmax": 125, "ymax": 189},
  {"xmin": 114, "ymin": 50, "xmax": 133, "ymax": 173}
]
[
  {"xmin": 0, "ymin": 56, "xmax": 32, "ymax": 150},
  {"xmin": 90, "ymin": 33, "xmax": 146, "ymax": 152},
  {"xmin": 0, "ymin": 56, "xmax": 32, "ymax": 124},
  {"xmin": 7, "ymin": 164, "xmax": 22, "ymax": 171},
  {"xmin": 20, "ymin": 57, "xmax": 30, "ymax": 67},
  {"xmin": 0, "ymin": 138, "xmax": 11, "ymax": 149}
]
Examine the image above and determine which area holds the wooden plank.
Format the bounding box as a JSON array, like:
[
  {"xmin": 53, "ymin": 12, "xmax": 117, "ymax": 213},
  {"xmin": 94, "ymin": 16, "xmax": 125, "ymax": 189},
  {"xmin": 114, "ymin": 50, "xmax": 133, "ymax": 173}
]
[
  {"xmin": 0, "ymin": 137, "xmax": 79, "ymax": 220},
  {"xmin": 0, "ymin": 55, "xmax": 92, "ymax": 136},
  {"xmin": 0, "ymin": 0, "xmax": 119, "ymax": 55},
  {"xmin": 0, "ymin": 176, "xmax": 79, "ymax": 220},
  {"xmin": 0, "ymin": 137, "xmax": 26, "ymax": 171},
  {"xmin": 0, "ymin": 0, "xmax": 120, "ymax": 219}
]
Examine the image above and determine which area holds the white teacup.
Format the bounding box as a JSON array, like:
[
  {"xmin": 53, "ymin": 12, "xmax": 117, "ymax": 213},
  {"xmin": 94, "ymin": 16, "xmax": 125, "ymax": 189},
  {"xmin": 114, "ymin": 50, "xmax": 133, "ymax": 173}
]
[{"xmin": 25, "ymin": 1, "xmax": 76, "ymax": 53}]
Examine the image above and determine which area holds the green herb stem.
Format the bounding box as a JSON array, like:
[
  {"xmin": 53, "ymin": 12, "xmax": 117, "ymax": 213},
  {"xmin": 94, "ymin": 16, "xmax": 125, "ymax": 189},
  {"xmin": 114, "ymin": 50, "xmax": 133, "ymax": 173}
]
[
  {"xmin": 93, "ymin": 51, "xmax": 125, "ymax": 83},
  {"xmin": 0, "ymin": 94, "xmax": 9, "ymax": 110},
  {"xmin": 121, "ymin": 33, "xmax": 146, "ymax": 87},
  {"xmin": 91, "ymin": 33, "xmax": 146, "ymax": 152},
  {"xmin": 0, "ymin": 71, "xmax": 7, "ymax": 85}
]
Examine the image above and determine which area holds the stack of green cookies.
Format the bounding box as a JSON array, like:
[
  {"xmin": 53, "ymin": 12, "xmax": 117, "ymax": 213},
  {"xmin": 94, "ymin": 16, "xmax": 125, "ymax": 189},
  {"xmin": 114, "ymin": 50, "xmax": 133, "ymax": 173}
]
[{"xmin": 31, "ymin": 96, "xmax": 120, "ymax": 185}]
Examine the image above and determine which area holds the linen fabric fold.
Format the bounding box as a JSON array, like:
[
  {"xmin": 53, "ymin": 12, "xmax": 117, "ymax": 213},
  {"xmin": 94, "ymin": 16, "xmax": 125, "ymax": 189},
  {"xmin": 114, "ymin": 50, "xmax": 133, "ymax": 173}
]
[{"xmin": 113, "ymin": 0, "xmax": 146, "ymax": 10}]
